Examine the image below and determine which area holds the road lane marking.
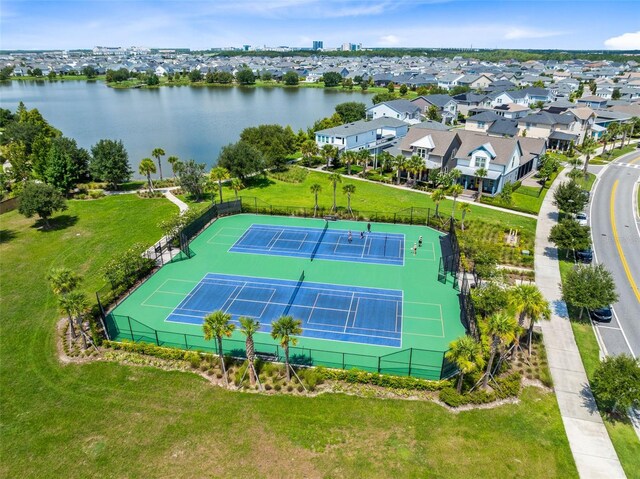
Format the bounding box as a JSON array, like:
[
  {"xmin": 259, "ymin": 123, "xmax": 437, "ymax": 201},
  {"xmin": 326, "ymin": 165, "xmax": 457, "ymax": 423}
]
[{"xmin": 610, "ymin": 180, "xmax": 640, "ymax": 304}]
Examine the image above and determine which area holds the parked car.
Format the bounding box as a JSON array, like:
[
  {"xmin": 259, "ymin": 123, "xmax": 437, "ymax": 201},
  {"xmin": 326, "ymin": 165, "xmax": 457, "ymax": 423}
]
[
  {"xmin": 589, "ymin": 305, "xmax": 613, "ymax": 323},
  {"xmin": 576, "ymin": 212, "xmax": 588, "ymax": 226},
  {"xmin": 576, "ymin": 248, "xmax": 593, "ymax": 263}
]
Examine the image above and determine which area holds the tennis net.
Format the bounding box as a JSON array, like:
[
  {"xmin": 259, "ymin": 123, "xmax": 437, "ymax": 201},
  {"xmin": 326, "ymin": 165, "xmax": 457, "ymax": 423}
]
[
  {"xmin": 310, "ymin": 221, "xmax": 329, "ymax": 262},
  {"xmin": 283, "ymin": 270, "xmax": 305, "ymax": 315}
]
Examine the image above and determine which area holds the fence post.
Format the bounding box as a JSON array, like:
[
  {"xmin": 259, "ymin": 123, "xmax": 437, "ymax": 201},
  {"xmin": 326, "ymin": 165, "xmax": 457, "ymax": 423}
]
[
  {"xmin": 127, "ymin": 316, "xmax": 134, "ymax": 341},
  {"xmin": 155, "ymin": 330, "xmax": 159, "ymax": 346},
  {"xmin": 377, "ymin": 356, "xmax": 381, "ymax": 373},
  {"xmin": 393, "ymin": 213, "xmax": 397, "ymax": 224},
  {"xmin": 408, "ymin": 348, "xmax": 413, "ymax": 377},
  {"xmin": 427, "ymin": 208, "xmax": 431, "ymax": 226},
  {"xmin": 410, "ymin": 207, "xmax": 414, "ymax": 224},
  {"xmin": 342, "ymin": 353, "xmax": 345, "ymax": 370},
  {"xmin": 184, "ymin": 334, "xmax": 189, "ymax": 349}
]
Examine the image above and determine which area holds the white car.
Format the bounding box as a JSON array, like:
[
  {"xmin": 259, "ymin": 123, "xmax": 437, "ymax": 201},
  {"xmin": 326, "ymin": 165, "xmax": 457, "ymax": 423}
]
[{"xmin": 576, "ymin": 212, "xmax": 588, "ymax": 226}]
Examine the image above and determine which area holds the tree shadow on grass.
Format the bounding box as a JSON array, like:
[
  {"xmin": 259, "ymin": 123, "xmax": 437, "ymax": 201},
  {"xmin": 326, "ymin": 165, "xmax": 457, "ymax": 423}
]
[
  {"xmin": 245, "ymin": 177, "xmax": 275, "ymax": 189},
  {"xmin": 0, "ymin": 229, "xmax": 17, "ymax": 244},
  {"xmin": 31, "ymin": 215, "xmax": 79, "ymax": 232}
]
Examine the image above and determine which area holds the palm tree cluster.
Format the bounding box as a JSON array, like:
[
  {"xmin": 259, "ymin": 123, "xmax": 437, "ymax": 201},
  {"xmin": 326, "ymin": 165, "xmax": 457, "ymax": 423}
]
[
  {"xmin": 47, "ymin": 267, "xmax": 90, "ymax": 348},
  {"xmin": 202, "ymin": 311, "xmax": 303, "ymax": 386},
  {"xmin": 447, "ymin": 283, "xmax": 550, "ymax": 392}
]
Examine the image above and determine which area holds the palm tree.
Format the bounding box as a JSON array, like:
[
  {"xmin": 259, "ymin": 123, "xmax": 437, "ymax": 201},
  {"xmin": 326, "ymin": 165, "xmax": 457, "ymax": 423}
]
[
  {"xmin": 567, "ymin": 168, "xmax": 583, "ymax": 182},
  {"xmin": 328, "ymin": 173, "xmax": 342, "ymax": 212},
  {"xmin": 167, "ymin": 155, "xmax": 180, "ymax": 178},
  {"xmin": 579, "ymin": 136, "xmax": 597, "ymax": 178},
  {"xmin": 61, "ymin": 291, "xmax": 89, "ymax": 348},
  {"xmin": 474, "ymin": 167, "xmax": 488, "ymax": 201},
  {"xmin": 47, "ymin": 267, "xmax": 82, "ymax": 339},
  {"xmin": 408, "ymin": 155, "xmax": 424, "ymax": 182},
  {"xmin": 378, "ymin": 150, "xmax": 393, "ymax": 173},
  {"xmin": 508, "ymin": 284, "xmax": 551, "ymax": 355},
  {"xmin": 209, "ymin": 166, "xmax": 230, "ymax": 203},
  {"xmin": 139, "ymin": 158, "xmax": 156, "ymax": 193},
  {"xmin": 300, "ymin": 140, "xmax": 319, "ymax": 162},
  {"xmin": 448, "ymin": 184, "xmax": 463, "ymax": 218},
  {"xmin": 482, "ymin": 312, "xmax": 518, "ymax": 389},
  {"xmin": 601, "ymin": 130, "xmax": 612, "ymax": 155},
  {"xmin": 310, "ymin": 183, "xmax": 322, "ymax": 217},
  {"xmin": 342, "ymin": 150, "xmax": 357, "ymax": 175},
  {"xmin": 151, "ymin": 147, "xmax": 166, "ymax": 180},
  {"xmin": 203, "ymin": 310, "xmax": 236, "ymax": 384},
  {"xmin": 230, "ymin": 178, "xmax": 244, "ymax": 200},
  {"xmin": 239, "ymin": 317, "xmax": 261, "ymax": 386},
  {"xmin": 608, "ymin": 122, "xmax": 620, "ymax": 150},
  {"xmin": 446, "ymin": 336, "xmax": 485, "ymax": 393},
  {"xmin": 431, "ymin": 187, "xmax": 446, "ymax": 217},
  {"xmin": 356, "ymin": 150, "xmax": 370, "ymax": 177},
  {"xmin": 460, "ymin": 203, "xmax": 471, "ymax": 231},
  {"xmin": 270, "ymin": 315, "xmax": 303, "ymax": 381},
  {"xmin": 320, "ymin": 144, "xmax": 338, "ymax": 170},
  {"xmin": 393, "ymin": 155, "xmax": 406, "ymax": 185},
  {"xmin": 342, "ymin": 184, "xmax": 356, "ymax": 217}
]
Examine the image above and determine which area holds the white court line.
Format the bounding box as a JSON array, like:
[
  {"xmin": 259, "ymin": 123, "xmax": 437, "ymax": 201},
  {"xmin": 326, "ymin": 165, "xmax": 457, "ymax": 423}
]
[
  {"xmin": 222, "ymin": 282, "xmax": 248, "ymax": 312},
  {"xmin": 218, "ymin": 284, "xmax": 242, "ymax": 312},
  {"xmin": 266, "ymin": 229, "xmax": 284, "ymax": 250},
  {"xmin": 345, "ymin": 293, "xmax": 355, "ymax": 333},
  {"xmin": 361, "ymin": 237, "xmax": 368, "ymax": 258},
  {"xmin": 141, "ymin": 278, "xmax": 174, "ymax": 306},
  {"xmin": 164, "ymin": 275, "xmax": 209, "ymax": 322}
]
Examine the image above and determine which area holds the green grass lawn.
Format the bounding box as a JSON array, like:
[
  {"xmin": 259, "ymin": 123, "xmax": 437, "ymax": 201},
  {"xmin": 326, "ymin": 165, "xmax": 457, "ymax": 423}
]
[
  {"xmin": 0, "ymin": 194, "xmax": 579, "ymax": 478},
  {"xmin": 483, "ymin": 169, "xmax": 564, "ymax": 215},
  {"xmin": 591, "ymin": 145, "xmax": 635, "ymax": 165},
  {"xmin": 557, "ymin": 256, "xmax": 640, "ymax": 478},
  {"xmin": 183, "ymin": 170, "xmax": 537, "ymax": 267}
]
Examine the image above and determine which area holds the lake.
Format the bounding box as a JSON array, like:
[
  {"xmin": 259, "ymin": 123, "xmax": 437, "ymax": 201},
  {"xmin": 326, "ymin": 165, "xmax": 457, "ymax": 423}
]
[{"xmin": 0, "ymin": 80, "xmax": 372, "ymax": 174}]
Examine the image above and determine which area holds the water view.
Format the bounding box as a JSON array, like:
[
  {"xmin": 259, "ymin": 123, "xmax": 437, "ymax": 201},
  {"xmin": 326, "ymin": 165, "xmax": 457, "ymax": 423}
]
[{"xmin": 0, "ymin": 81, "xmax": 371, "ymax": 172}]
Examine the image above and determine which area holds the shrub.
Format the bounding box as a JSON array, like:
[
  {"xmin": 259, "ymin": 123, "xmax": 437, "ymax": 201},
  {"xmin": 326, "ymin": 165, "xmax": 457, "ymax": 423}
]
[
  {"xmin": 287, "ymin": 384, "xmax": 294, "ymax": 392},
  {"xmin": 317, "ymin": 368, "xmax": 446, "ymax": 391},
  {"xmin": 89, "ymin": 189, "xmax": 105, "ymax": 199},
  {"xmin": 439, "ymin": 387, "xmax": 465, "ymax": 407},
  {"xmin": 183, "ymin": 351, "xmax": 201, "ymax": 369},
  {"xmin": 297, "ymin": 384, "xmax": 304, "ymax": 392},
  {"xmin": 269, "ymin": 166, "xmax": 308, "ymax": 183},
  {"xmin": 265, "ymin": 383, "xmax": 273, "ymax": 391},
  {"xmin": 104, "ymin": 340, "xmax": 187, "ymax": 361},
  {"xmin": 274, "ymin": 383, "xmax": 282, "ymax": 391}
]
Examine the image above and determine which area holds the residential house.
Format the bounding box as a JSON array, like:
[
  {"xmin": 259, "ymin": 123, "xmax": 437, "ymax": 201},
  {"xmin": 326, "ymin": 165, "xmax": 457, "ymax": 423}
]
[
  {"xmin": 314, "ymin": 117, "xmax": 409, "ymax": 154},
  {"xmin": 366, "ymin": 100, "xmax": 422, "ymax": 124},
  {"xmin": 577, "ymin": 95, "xmax": 608, "ymax": 109},
  {"xmin": 411, "ymin": 94, "xmax": 458, "ymax": 123},
  {"xmin": 457, "ymin": 73, "xmax": 493, "ymax": 89},
  {"xmin": 437, "ymin": 73, "xmax": 465, "ymax": 90},
  {"xmin": 517, "ymin": 111, "xmax": 577, "ymax": 150},
  {"xmin": 453, "ymin": 92, "xmax": 492, "ymax": 116}
]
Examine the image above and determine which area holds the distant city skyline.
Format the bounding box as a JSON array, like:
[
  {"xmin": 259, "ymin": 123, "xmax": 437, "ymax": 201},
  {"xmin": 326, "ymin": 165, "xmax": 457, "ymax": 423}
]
[{"xmin": 1, "ymin": 0, "xmax": 640, "ymax": 51}]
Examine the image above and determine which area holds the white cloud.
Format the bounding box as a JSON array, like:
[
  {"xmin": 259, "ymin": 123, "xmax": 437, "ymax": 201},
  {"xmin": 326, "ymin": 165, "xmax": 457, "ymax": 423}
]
[
  {"xmin": 604, "ymin": 31, "xmax": 640, "ymax": 49},
  {"xmin": 503, "ymin": 27, "xmax": 566, "ymax": 40},
  {"xmin": 379, "ymin": 34, "xmax": 401, "ymax": 46}
]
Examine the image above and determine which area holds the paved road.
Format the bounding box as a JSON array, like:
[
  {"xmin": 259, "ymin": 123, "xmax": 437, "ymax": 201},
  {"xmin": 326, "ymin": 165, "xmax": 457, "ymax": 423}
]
[{"xmin": 590, "ymin": 149, "xmax": 640, "ymax": 358}]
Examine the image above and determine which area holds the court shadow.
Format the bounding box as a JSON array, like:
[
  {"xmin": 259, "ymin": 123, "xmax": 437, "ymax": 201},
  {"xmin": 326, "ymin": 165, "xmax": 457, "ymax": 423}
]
[
  {"xmin": 439, "ymin": 235, "xmax": 453, "ymax": 259},
  {"xmin": 31, "ymin": 215, "xmax": 78, "ymax": 232},
  {"xmin": 289, "ymin": 354, "xmax": 313, "ymax": 366},
  {"xmin": 0, "ymin": 229, "xmax": 17, "ymax": 244}
]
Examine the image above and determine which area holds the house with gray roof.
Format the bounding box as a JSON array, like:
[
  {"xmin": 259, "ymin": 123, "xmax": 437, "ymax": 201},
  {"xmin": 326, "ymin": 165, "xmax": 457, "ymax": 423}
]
[
  {"xmin": 314, "ymin": 117, "xmax": 408, "ymax": 154},
  {"xmin": 366, "ymin": 100, "xmax": 421, "ymax": 124},
  {"xmin": 411, "ymin": 94, "xmax": 458, "ymax": 123}
]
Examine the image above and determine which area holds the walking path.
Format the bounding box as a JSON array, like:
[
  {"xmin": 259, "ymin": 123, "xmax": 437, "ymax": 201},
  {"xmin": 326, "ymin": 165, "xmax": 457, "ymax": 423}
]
[
  {"xmin": 308, "ymin": 167, "xmax": 537, "ymax": 219},
  {"xmin": 535, "ymin": 168, "xmax": 626, "ymax": 479},
  {"xmin": 164, "ymin": 189, "xmax": 189, "ymax": 213}
]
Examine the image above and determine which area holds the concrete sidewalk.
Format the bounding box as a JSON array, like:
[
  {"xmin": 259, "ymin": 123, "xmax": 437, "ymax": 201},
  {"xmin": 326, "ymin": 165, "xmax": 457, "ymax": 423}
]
[{"xmin": 535, "ymin": 168, "xmax": 626, "ymax": 478}]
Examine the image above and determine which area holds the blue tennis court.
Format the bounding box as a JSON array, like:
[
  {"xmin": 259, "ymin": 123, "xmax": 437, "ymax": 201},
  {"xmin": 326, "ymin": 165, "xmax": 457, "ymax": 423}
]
[
  {"xmin": 166, "ymin": 273, "xmax": 403, "ymax": 347},
  {"xmin": 228, "ymin": 224, "xmax": 405, "ymax": 265}
]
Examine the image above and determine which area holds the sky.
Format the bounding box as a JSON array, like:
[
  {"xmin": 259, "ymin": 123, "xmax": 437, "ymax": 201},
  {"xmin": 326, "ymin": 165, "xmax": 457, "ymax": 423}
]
[{"xmin": 1, "ymin": 0, "xmax": 639, "ymax": 51}]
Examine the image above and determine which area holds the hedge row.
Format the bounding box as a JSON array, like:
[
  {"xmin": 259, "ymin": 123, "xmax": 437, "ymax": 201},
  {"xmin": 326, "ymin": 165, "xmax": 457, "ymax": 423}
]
[
  {"xmin": 317, "ymin": 367, "xmax": 448, "ymax": 391},
  {"xmin": 438, "ymin": 372, "xmax": 522, "ymax": 407},
  {"xmin": 104, "ymin": 340, "xmax": 202, "ymax": 363}
]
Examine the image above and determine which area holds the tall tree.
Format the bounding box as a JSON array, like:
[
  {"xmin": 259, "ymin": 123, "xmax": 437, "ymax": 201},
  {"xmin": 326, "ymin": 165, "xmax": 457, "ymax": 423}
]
[
  {"xmin": 230, "ymin": 177, "xmax": 244, "ymax": 200},
  {"xmin": 320, "ymin": 144, "xmax": 338, "ymax": 170},
  {"xmin": 548, "ymin": 219, "xmax": 591, "ymax": 258},
  {"xmin": 328, "ymin": 173, "xmax": 342, "ymax": 212},
  {"xmin": 47, "ymin": 267, "xmax": 82, "ymax": 339},
  {"xmin": 474, "ymin": 167, "xmax": 488, "ymax": 201},
  {"xmin": 393, "ymin": 155, "xmax": 407, "ymax": 185},
  {"xmin": 579, "ymin": 136, "xmax": 597, "ymax": 178},
  {"xmin": 43, "ymin": 136, "xmax": 90, "ymax": 194},
  {"xmin": 239, "ymin": 317, "xmax": 261, "ymax": 386},
  {"xmin": 167, "ymin": 155, "xmax": 181, "ymax": 178},
  {"xmin": 283, "ymin": 71, "xmax": 299, "ymax": 85},
  {"xmin": 176, "ymin": 159, "xmax": 206, "ymax": 201},
  {"xmin": 270, "ymin": 315, "xmax": 303, "ymax": 381},
  {"xmin": 217, "ymin": 141, "xmax": 265, "ymax": 180},
  {"xmin": 151, "ymin": 148, "xmax": 165, "ymax": 181},
  {"xmin": 334, "ymin": 102, "xmax": 366, "ymax": 123},
  {"xmin": 407, "ymin": 155, "xmax": 424, "ymax": 182},
  {"xmin": 591, "ymin": 355, "xmax": 640, "ymax": 416},
  {"xmin": 342, "ymin": 184, "xmax": 356, "ymax": 216},
  {"xmin": 561, "ymin": 264, "xmax": 618, "ymax": 320},
  {"xmin": 508, "ymin": 284, "xmax": 551, "ymax": 354},
  {"xmin": 448, "ymin": 184, "xmax": 463, "ymax": 218},
  {"xmin": 446, "ymin": 336, "xmax": 485, "ymax": 393},
  {"xmin": 460, "ymin": 203, "xmax": 472, "ymax": 230},
  {"xmin": 553, "ymin": 180, "xmax": 587, "ymax": 214},
  {"xmin": 300, "ymin": 140, "xmax": 319, "ymax": 162},
  {"xmin": 61, "ymin": 291, "xmax": 90, "ymax": 348},
  {"xmin": 310, "ymin": 183, "xmax": 322, "ymax": 216},
  {"xmin": 90, "ymin": 139, "xmax": 132, "ymax": 189},
  {"xmin": 356, "ymin": 150, "xmax": 370, "ymax": 176},
  {"xmin": 138, "ymin": 158, "xmax": 156, "ymax": 193},
  {"xmin": 482, "ymin": 312, "xmax": 518, "ymax": 389},
  {"xmin": 18, "ymin": 182, "xmax": 67, "ymax": 229},
  {"xmin": 341, "ymin": 150, "xmax": 357, "ymax": 175},
  {"xmin": 235, "ymin": 68, "xmax": 256, "ymax": 85},
  {"xmin": 240, "ymin": 124, "xmax": 296, "ymax": 170},
  {"xmin": 209, "ymin": 167, "xmax": 230, "ymax": 203},
  {"xmin": 203, "ymin": 310, "xmax": 236, "ymax": 384},
  {"xmin": 431, "ymin": 187, "xmax": 446, "ymax": 217}
]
